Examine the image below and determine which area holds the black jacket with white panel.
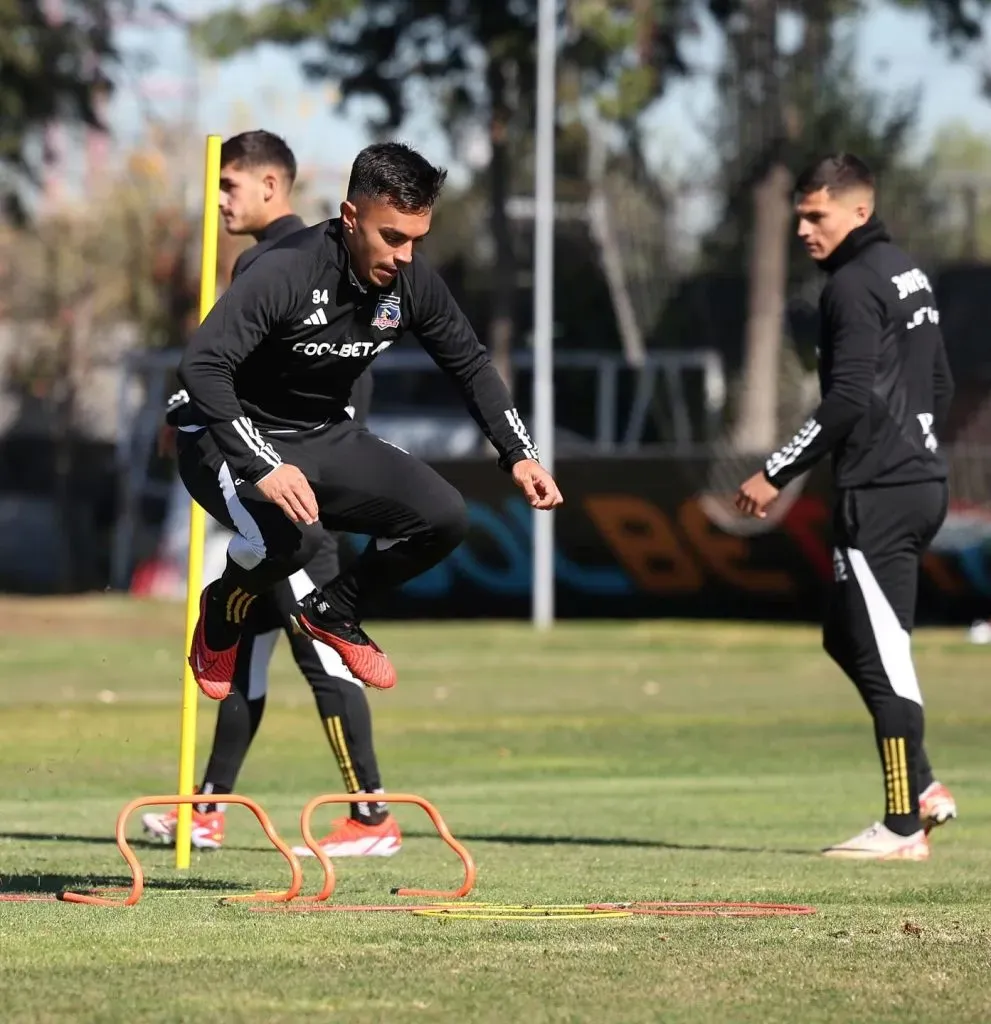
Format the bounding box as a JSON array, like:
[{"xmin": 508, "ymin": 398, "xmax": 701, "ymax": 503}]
[
  {"xmin": 176, "ymin": 218, "xmax": 537, "ymax": 485},
  {"xmin": 764, "ymin": 216, "xmax": 954, "ymax": 492}
]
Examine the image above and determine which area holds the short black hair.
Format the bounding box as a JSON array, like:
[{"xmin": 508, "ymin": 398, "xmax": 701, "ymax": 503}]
[
  {"xmin": 221, "ymin": 130, "xmax": 297, "ymax": 185},
  {"xmin": 347, "ymin": 142, "xmax": 447, "ymax": 213},
  {"xmin": 795, "ymin": 153, "xmax": 875, "ymax": 197}
]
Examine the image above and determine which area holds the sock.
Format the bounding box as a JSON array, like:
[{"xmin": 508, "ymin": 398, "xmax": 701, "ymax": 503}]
[
  {"xmin": 311, "ymin": 676, "xmax": 388, "ymax": 825},
  {"xmin": 198, "ymin": 688, "xmax": 267, "ymax": 812},
  {"xmin": 195, "ymin": 781, "xmax": 232, "ymax": 815},
  {"xmin": 204, "ymin": 566, "xmax": 258, "ymax": 650},
  {"xmin": 877, "ymin": 699, "xmax": 925, "ymax": 836},
  {"xmin": 313, "ymin": 577, "xmax": 358, "ymax": 623}
]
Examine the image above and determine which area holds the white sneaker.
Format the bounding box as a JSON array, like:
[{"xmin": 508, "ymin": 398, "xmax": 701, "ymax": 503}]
[
  {"xmin": 822, "ymin": 822, "xmax": 929, "ymax": 861},
  {"xmin": 920, "ymin": 781, "xmax": 958, "ymax": 833},
  {"xmin": 968, "ymin": 620, "xmax": 991, "ymax": 644},
  {"xmin": 140, "ymin": 807, "xmax": 225, "ymax": 850},
  {"xmin": 291, "ymin": 815, "xmax": 402, "ymax": 859}
]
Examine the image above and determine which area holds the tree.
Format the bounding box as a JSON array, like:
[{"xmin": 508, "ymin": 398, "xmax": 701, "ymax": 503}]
[
  {"xmin": 701, "ymin": 0, "xmax": 991, "ymax": 452},
  {"xmin": 192, "ymin": 0, "xmax": 991, "ymax": 424},
  {"xmin": 925, "ymin": 120, "xmax": 991, "ymax": 261},
  {"xmin": 0, "ymin": 124, "xmax": 207, "ymax": 590},
  {"xmin": 0, "ymin": 0, "xmax": 140, "ymax": 220},
  {"xmin": 193, "ymin": 0, "xmax": 688, "ymax": 385},
  {"xmin": 890, "ymin": 0, "xmax": 991, "ymax": 47}
]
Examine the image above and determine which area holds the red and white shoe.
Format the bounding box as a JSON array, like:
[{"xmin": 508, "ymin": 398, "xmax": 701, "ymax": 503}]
[
  {"xmin": 188, "ymin": 583, "xmax": 244, "ymax": 701},
  {"xmin": 292, "ymin": 815, "xmax": 402, "ymax": 858},
  {"xmin": 920, "ymin": 781, "xmax": 958, "ymax": 834},
  {"xmin": 141, "ymin": 807, "xmax": 225, "ymax": 850},
  {"xmin": 822, "ymin": 822, "xmax": 929, "ymax": 861},
  {"xmin": 291, "ymin": 593, "xmax": 396, "ymax": 690}
]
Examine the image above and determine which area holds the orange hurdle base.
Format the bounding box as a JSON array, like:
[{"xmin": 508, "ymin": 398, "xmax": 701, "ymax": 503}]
[
  {"xmin": 298, "ymin": 792, "xmax": 476, "ymax": 903},
  {"xmin": 60, "ymin": 795, "xmax": 303, "ymax": 907},
  {"xmin": 57, "ymin": 791, "xmax": 474, "ymax": 909}
]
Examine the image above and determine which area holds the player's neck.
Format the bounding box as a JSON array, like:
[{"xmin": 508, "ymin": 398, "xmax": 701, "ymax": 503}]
[
  {"xmin": 253, "ymin": 206, "xmax": 296, "ymax": 240},
  {"xmin": 340, "ymin": 230, "xmax": 370, "ymax": 291}
]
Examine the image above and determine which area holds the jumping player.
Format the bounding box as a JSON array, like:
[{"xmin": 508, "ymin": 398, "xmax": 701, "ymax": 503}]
[
  {"xmin": 177, "ymin": 139, "xmax": 561, "ymax": 707},
  {"xmin": 144, "ymin": 132, "xmax": 398, "ymax": 857}
]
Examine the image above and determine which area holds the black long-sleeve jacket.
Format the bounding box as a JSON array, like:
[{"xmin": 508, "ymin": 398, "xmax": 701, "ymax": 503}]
[
  {"xmin": 176, "ymin": 218, "xmax": 537, "ymax": 484},
  {"xmin": 167, "ymin": 214, "xmax": 303, "ymax": 427},
  {"xmin": 167, "ymin": 214, "xmax": 374, "ymax": 427},
  {"xmin": 764, "ymin": 216, "xmax": 954, "ymax": 490}
]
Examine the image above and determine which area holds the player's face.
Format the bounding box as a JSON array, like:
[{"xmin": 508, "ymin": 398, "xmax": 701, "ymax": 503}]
[
  {"xmin": 219, "ymin": 163, "xmax": 276, "ymax": 235},
  {"xmin": 795, "ymin": 187, "xmax": 871, "ymax": 260},
  {"xmin": 341, "ymin": 197, "xmax": 432, "ymax": 288}
]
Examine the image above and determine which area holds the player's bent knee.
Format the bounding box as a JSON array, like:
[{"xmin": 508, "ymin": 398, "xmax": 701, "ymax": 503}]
[
  {"xmin": 228, "ymin": 532, "xmax": 267, "ymax": 571},
  {"xmin": 252, "ymin": 516, "xmax": 325, "ymax": 577},
  {"xmin": 427, "ymin": 489, "xmax": 469, "ymax": 553}
]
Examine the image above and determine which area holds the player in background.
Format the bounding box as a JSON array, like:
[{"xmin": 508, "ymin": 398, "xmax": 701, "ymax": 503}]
[
  {"xmin": 144, "ymin": 132, "xmax": 399, "ymax": 858},
  {"xmin": 735, "ymin": 154, "xmax": 957, "ymax": 860}
]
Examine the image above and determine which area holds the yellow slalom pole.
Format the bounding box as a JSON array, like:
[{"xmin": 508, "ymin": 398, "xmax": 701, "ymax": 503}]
[{"xmin": 175, "ymin": 133, "xmax": 223, "ymax": 869}]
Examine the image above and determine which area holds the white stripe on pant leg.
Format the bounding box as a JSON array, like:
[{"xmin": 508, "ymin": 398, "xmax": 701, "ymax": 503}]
[
  {"xmin": 286, "ymin": 568, "xmax": 362, "ymax": 687},
  {"xmin": 217, "ymin": 463, "xmax": 267, "ymax": 570},
  {"xmin": 847, "ymin": 547, "xmax": 923, "ymax": 706},
  {"xmin": 246, "ymin": 628, "xmax": 279, "ymax": 700},
  {"xmin": 376, "ymin": 537, "xmax": 409, "ymax": 551}
]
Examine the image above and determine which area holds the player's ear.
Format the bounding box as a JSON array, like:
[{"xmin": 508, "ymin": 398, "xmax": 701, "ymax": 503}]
[
  {"xmin": 261, "ymin": 172, "xmax": 278, "ymax": 201},
  {"xmin": 853, "ymin": 188, "xmax": 873, "ymax": 225},
  {"xmin": 340, "ymin": 200, "xmax": 358, "ymax": 232}
]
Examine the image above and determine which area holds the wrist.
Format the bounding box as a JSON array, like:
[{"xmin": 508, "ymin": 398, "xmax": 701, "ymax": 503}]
[
  {"xmin": 503, "ymin": 451, "xmax": 537, "ymax": 473},
  {"xmin": 248, "ymin": 461, "xmax": 282, "ymax": 487},
  {"xmin": 762, "ymin": 466, "xmax": 784, "ymax": 490}
]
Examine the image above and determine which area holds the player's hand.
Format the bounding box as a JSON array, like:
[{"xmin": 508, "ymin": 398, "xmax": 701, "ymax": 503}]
[
  {"xmin": 735, "ymin": 471, "xmax": 780, "ymax": 519},
  {"xmin": 256, "ymin": 464, "xmax": 319, "ymax": 525},
  {"xmin": 157, "ymin": 424, "xmax": 177, "ymax": 459},
  {"xmin": 512, "ymin": 459, "xmax": 563, "ymax": 510}
]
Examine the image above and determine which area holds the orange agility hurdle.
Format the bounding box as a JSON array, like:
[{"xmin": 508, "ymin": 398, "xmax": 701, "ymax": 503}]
[
  {"xmin": 298, "ymin": 792, "xmax": 476, "ymax": 903},
  {"xmin": 61, "ymin": 795, "xmax": 303, "ymax": 908}
]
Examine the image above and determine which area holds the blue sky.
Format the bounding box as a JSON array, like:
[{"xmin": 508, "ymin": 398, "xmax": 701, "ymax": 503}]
[{"xmin": 106, "ymin": 0, "xmax": 991, "ymax": 208}]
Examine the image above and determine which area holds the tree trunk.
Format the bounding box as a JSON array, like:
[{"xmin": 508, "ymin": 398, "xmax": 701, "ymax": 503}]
[
  {"xmin": 732, "ymin": 159, "xmax": 793, "ymax": 452},
  {"xmin": 586, "ymin": 118, "xmax": 646, "ymax": 367},
  {"xmin": 731, "ymin": 0, "xmax": 792, "ymax": 454},
  {"xmin": 486, "ymin": 58, "xmax": 516, "ymax": 393}
]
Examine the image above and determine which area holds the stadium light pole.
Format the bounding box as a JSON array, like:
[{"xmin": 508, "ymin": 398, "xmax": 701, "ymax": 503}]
[{"xmin": 532, "ymin": 0, "xmax": 557, "ymax": 630}]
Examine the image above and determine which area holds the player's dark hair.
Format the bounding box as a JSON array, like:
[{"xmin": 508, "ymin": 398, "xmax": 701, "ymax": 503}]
[
  {"xmin": 795, "ymin": 153, "xmax": 875, "ymax": 197},
  {"xmin": 347, "ymin": 142, "xmax": 447, "ymax": 213},
  {"xmin": 221, "ymin": 131, "xmax": 297, "ymax": 185}
]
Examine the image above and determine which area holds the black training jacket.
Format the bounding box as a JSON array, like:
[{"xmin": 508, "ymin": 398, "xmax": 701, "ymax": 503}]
[
  {"xmin": 176, "ymin": 218, "xmax": 537, "ymax": 484},
  {"xmin": 230, "ymin": 213, "xmax": 306, "ymax": 276},
  {"xmin": 764, "ymin": 216, "xmax": 954, "ymax": 491},
  {"xmin": 166, "ymin": 213, "xmax": 307, "ymax": 429}
]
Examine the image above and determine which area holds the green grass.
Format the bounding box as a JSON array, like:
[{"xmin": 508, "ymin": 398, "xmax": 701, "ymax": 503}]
[{"xmin": 1, "ymin": 597, "xmax": 990, "ymax": 1023}]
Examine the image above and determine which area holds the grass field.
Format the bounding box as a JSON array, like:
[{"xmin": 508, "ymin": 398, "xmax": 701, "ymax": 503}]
[{"xmin": 1, "ymin": 596, "xmax": 989, "ymax": 1023}]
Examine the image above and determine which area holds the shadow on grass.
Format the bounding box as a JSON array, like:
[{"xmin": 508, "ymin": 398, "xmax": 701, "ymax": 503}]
[
  {"xmin": 0, "ymin": 832, "xmax": 165, "ymax": 850},
  {"xmin": 0, "ymin": 829, "xmax": 818, "ymax": 857},
  {"xmin": 0, "ymin": 832, "xmax": 272, "ymax": 854},
  {"xmin": 0, "ymin": 872, "xmax": 253, "ymax": 897},
  {"xmin": 403, "ymin": 830, "xmax": 816, "ymax": 856}
]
